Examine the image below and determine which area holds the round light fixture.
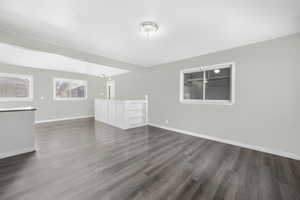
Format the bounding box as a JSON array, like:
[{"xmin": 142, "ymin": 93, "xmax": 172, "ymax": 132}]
[
  {"xmin": 140, "ymin": 21, "xmax": 159, "ymax": 37},
  {"xmin": 214, "ymin": 69, "xmax": 221, "ymax": 74}
]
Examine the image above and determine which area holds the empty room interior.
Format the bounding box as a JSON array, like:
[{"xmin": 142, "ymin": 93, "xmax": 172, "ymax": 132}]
[{"xmin": 0, "ymin": 1, "xmax": 300, "ymax": 199}]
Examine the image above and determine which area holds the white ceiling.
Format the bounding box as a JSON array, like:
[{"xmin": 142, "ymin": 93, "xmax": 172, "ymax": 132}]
[
  {"xmin": 0, "ymin": 0, "xmax": 299, "ymax": 67},
  {"xmin": 0, "ymin": 43, "xmax": 129, "ymax": 77}
]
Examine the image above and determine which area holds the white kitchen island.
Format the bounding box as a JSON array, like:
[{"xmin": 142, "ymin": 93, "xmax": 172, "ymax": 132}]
[
  {"xmin": 95, "ymin": 99, "xmax": 148, "ymax": 129},
  {"xmin": 0, "ymin": 107, "xmax": 36, "ymax": 159}
]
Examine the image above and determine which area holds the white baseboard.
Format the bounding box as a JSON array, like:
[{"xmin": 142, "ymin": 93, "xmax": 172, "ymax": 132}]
[
  {"xmin": 95, "ymin": 118, "xmax": 147, "ymax": 130},
  {"xmin": 0, "ymin": 147, "xmax": 35, "ymax": 159},
  {"xmin": 35, "ymin": 115, "xmax": 94, "ymax": 124},
  {"xmin": 148, "ymin": 123, "xmax": 300, "ymax": 161},
  {"xmin": 125, "ymin": 123, "xmax": 148, "ymax": 130}
]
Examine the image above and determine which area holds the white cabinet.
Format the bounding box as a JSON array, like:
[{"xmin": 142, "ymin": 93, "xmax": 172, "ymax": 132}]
[{"xmin": 95, "ymin": 99, "xmax": 148, "ymax": 129}]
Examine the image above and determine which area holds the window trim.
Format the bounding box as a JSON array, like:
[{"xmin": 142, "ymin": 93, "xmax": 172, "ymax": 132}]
[
  {"xmin": 0, "ymin": 73, "xmax": 33, "ymax": 102},
  {"xmin": 179, "ymin": 62, "xmax": 235, "ymax": 105},
  {"xmin": 53, "ymin": 78, "xmax": 88, "ymax": 101}
]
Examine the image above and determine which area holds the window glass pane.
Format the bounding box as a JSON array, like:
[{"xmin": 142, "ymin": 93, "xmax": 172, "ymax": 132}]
[
  {"xmin": 205, "ymin": 67, "xmax": 231, "ymax": 100},
  {"xmin": 55, "ymin": 79, "xmax": 86, "ymax": 99},
  {"xmin": 0, "ymin": 76, "xmax": 30, "ymax": 98},
  {"xmin": 183, "ymin": 71, "xmax": 204, "ymax": 99}
]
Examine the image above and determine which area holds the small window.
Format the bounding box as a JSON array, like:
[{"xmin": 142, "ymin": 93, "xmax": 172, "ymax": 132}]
[
  {"xmin": 0, "ymin": 73, "xmax": 33, "ymax": 101},
  {"xmin": 54, "ymin": 78, "xmax": 87, "ymax": 100},
  {"xmin": 180, "ymin": 63, "xmax": 235, "ymax": 105}
]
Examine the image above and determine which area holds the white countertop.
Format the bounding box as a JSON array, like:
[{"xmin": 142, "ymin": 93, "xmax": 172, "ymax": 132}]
[{"xmin": 0, "ymin": 107, "xmax": 37, "ymax": 113}]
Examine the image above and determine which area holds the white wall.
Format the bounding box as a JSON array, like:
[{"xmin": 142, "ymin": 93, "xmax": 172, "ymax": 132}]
[{"xmin": 113, "ymin": 33, "xmax": 300, "ymax": 158}]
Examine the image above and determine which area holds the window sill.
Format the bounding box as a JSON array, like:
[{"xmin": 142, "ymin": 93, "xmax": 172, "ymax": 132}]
[
  {"xmin": 53, "ymin": 98, "xmax": 88, "ymax": 101},
  {"xmin": 180, "ymin": 99, "xmax": 234, "ymax": 105}
]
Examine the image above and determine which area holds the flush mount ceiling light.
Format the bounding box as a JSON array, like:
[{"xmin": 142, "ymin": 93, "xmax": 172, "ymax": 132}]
[
  {"xmin": 214, "ymin": 69, "xmax": 221, "ymax": 74},
  {"xmin": 140, "ymin": 21, "xmax": 159, "ymax": 37}
]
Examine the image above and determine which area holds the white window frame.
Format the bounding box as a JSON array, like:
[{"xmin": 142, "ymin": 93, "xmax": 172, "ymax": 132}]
[
  {"xmin": 0, "ymin": 73, "xmax": 33, "ymax": 102},
  {"xmin": 179, "ymin": 62, "xmax": 235, "ymax": 105},
  {"xmin": 53, "ymin": 78, "xmax": 88, "ymax": 101}
]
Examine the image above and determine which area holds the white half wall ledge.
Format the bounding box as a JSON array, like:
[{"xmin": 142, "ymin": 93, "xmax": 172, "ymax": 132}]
[
  {"xmin": 148, "ymin": 123, "xmax": 300, "ymax": 161},
  {"xmin": 0, "ymin": 147, "xmax": 35, "ymax": 159}
]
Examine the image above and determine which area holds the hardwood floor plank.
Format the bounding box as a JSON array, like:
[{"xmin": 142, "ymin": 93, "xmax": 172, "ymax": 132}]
[{"xmin": 0, "ymin": 120, "xmax": 299, "ymax": 200}]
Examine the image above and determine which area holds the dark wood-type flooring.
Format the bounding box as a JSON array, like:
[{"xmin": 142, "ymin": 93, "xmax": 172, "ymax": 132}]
[{"xmin": 1, "ymin": 119, "xmax": 300, "ymax": 200}]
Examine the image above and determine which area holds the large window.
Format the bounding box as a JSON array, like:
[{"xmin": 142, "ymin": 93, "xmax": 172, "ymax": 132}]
[
  {"xmin": 180, "ymin": 63, "xmax": 235, "ymax": 105},
  {"xmin": 0, "ymin": 73, "xmax": 33, "ymax": 101},
  {"xmin": 54, "ymin": 78, "xmax": 87, "ymax": 100}
]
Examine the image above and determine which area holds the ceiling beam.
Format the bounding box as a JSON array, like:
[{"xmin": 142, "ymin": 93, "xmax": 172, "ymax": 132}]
[{"xmin": 0, "ymin": 29, "xmax": 145, "ymax": 73}]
